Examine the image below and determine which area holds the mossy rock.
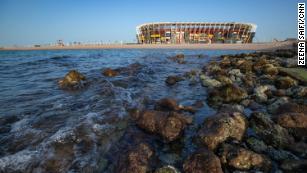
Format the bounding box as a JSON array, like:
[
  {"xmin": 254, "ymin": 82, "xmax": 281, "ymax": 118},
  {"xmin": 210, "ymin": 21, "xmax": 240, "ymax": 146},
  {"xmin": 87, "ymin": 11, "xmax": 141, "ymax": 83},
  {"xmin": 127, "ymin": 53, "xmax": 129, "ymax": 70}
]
[
  {"xmin": 275, "ymin": 76, "xmax": 298, "ymax": 89},
  {"xmin": 279, "ymin": 67, "xmax": 307, "ymax": 84},
  {"xmin": 208, "ymin": 84, "xmax": 248, "ymax": 105}
]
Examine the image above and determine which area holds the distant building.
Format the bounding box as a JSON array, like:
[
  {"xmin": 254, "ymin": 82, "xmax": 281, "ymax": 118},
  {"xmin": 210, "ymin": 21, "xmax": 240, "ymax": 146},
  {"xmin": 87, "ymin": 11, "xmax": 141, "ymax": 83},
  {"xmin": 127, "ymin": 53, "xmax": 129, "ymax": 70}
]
[{"xmin": 136, "ymin": 22, "xmax": 257, "ymax": 44}]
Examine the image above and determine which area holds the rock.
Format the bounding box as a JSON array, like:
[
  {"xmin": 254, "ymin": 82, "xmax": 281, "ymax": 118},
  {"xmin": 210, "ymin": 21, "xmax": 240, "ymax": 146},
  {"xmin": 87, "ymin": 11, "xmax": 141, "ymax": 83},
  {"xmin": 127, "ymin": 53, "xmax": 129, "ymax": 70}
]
[
  {"xmin": 184, "ymin": 69, "xmax": 199, "ymax": 79},
  {"xmin": 219, "ymin": 57, "xmax": 231, "ymax": 68},
  {"xmin": 287, "ymin": 142, "xmax": 307, "ymax": 157},
  {"xmin": 239, "ymin": 60, "xmax": 253, "ymax": 73},
  {"xmin": 102, "ymin": 68, "xmax": 119, "ymax": 77},
  {"xmin": 280, "ymin": 159, "xmax": 307, "ymax": 173},
  {"xmin": 246, "ymin": 137, "xmax": 297, "ymax": 161},
  {"xmin": 246, "ymin": 137, "xmax": 268, "ymax": 153},
  {"xmin": 249, "ymin": 112, "xmax": 294, "ymax": 148},
  {"xmin": 274, "ymin": 89, "xmax": 286, "ymax": 97},
  {"xmin": 254, "ymin": 85, "xmax": 276, "ymax": 103},
  {"xmin": 155, "ymin": 98, "xmax": 196, "ymax": 113},
  {"xmin": 216, "ymin": 75, "xmax": 233, "ymax": 85},
  {"xmin": 267, "ymin": 97, "xmax": 290, "ymax": 114},
  {"xmin": 278, "ymin": 67, "xmax": 307, "ymax": 84},
  {"xmin": 253, "ymin": 58, "xmax": 268, "ymax": 74},
  {"xmin": 165, "ymin": 75, "xmax": 184, "ymax": 86},
  {"xmin": 218, "ymin": 104, "xmax": 244, "ymax": 113},
  {"xmin": 275, "ymin": 76, "xmax": 298, "ymax": 89},
  {"xmin": 208, "ymin": 84, "xmax": 248, "ymax": 105},
  {"xmin": 240, "ymin": 99, "xmax": 251, "ymax": 107},
  {"xmin": 274, "ymin": 49, "xmax": 297, "ymax": 58},
  {"xmin": 275, "ymin": 102, "xmax": 307, "ymax": 115},
  {"xmin": 229, "ymin": 69, "xmax": 244, "ymax": 83},
  {"xmin": 242, "ymin": 75, "xmax": 256, "ymax": 90},
  {"xmin": 116, "ymin": 63, "xmax": 143, "ymax": 76},
  {"xmin": 155, "ymin": 98, "xmax": 180, "ymax": 111},
  {"xmin": 131, "ymin": 110, "xmax": 192, "ymax": 142},
  {"xmin": 205, "ymin": 62, "xmax": 222, "ymax": 74},
  {"xmin": 155, "ymin": 165, "xmax": 180, "ymax": 173},
  {"xmin": 219, "ymin": 144, "xmax": 271, "ymax": 172},
  {"xmin": 116, "ymin": 143, "xmax": 154, "ymax": 173},
  {"xmin": 200, "ymin": 74, "xmax": 221, "ymax": 88},
  {"xmin": 282, "ymin": 58, "xmax": 298, "ymax": 68},
  {"xmin": 248, "ymin": 100, "xmax": 262, "ymax": 111},
  {"xmin": 170, "ymin": 54, "xmax": 185, "ymax": 64},
  {"xmin": 286, "ymin": 86, "xmax": 307, "ymax": 98},
  {"xmin": 183, "ymin": 149, "xmax": 223, "ymax": 173},
  {"xmin": 266, "ymin": 146, "xmax": 298, "ymax": 161},
  {"xmin": 58, "ymin": 70, "xmax": 87, "ymax": 90},
  {"xmin": 277, "ymin": 113, "xmax": 307, "ymax": 139},
  {"xmin": 198, "ymin": 112, "xmax": 247, "ymax": 150},
  {"xmin": 263, "ymin": 64, "xmax": 278, "ymax": 76}
]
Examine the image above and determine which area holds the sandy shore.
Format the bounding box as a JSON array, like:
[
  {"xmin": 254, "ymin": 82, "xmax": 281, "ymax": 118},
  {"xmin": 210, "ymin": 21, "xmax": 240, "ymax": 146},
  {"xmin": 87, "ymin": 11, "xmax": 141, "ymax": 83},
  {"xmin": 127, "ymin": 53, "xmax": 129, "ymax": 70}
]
[{"xmin": 0, "ymin": 41, "xmax": 295, "ymax": 51}]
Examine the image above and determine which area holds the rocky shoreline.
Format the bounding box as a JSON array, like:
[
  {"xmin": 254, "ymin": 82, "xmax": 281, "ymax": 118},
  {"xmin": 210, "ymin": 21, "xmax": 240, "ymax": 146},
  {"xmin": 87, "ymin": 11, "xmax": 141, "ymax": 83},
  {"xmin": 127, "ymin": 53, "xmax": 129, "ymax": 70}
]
[{"xmin": 56, "ymin": 46, "xmax": 306, "ymax": 173}]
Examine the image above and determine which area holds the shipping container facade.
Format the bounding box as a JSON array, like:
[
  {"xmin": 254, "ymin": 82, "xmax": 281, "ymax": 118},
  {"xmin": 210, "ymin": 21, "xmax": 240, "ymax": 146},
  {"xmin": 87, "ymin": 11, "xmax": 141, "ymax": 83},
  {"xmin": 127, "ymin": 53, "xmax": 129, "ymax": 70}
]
[{"xmin": 136, "ymin": 22, "xmax": 257, "ymax": 44}]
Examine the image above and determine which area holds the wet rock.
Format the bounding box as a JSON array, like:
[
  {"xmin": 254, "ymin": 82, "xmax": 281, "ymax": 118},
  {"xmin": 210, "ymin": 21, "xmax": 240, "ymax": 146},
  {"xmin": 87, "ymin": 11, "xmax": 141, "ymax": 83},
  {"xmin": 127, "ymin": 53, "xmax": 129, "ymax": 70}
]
[
  {"xmin": 266, "ymin": 146, "xmax": 298, "ymax": 161},
  {"xmin": 184, "ymin": 69, "xmax": 199, "ymax": 79},
  {"xmin": 253, "ymin": 58, "xmax": 268, "ymax": 74},
  {"xmin": 249, "ymin": 112, "xmax": 294, "ymax": 148},
  {"xmin": 246, "ymin": 137, "xmax": 268, "ymax": 153},
  {"xmin": 280, "ymin": 159, "xmax": 307, "ymax": 173},
  {"xmin": 131, "ymin": 110, "xmax": 192, "ymax": 142},
  {"xmin": 277, "ymin": 113, "xmax": 307, "ymax": 139},
  {"xmin": 278, "ymin": 67, "xmax": 307, "ymax": 84},
  {"xmin": 267, "ymin": 97, "xmax": 290, "ymax": 114},
  {"xmin": 286, "ymin": 86, "xmax": 307, "ymax": 98},
  {"xmin": 240, "ymin": 99, "xmax": 251, "ymax": 107},
  {"xmin": 102, "ymin": 68, "xmax": 119, "ymax": 77},
  {"xmin": 155, "ymin": 98, "xmax": 180, "ymax": 111},
  {"xmin": 219, "ymin": 144, "xmax": 271, "ymax": 172},
  {"xmin": 274, "ymin": 89, "xmax": 286, "ymax": 97},
  {"xmin": 274, "ymin": 49, "xmax": 297, "ymax": 58},
  {"xmin": 204, "ymin": 62, "xmax": 224, "ymax": 76},
  {"xmin": 200, "ymin": 74, "xmax": 221, "ymax": 88},
  {"xmin": 242, "ymin": 74, "xmax": 256, "ymax": 89},
  {"xmin": 183, "ymin": 149, "xmax": 223, "ymax": 173},
  {"xmin": 229, "ymin": 69, "xmax": 244, "ymax": 83},
  {"xmin": 155, "ymin": 98, "xmax": 196, "ymax": 113},
  {"xmin": 239, "ymin": 60, "xmax": 253, "ymax": 73},
  {"xmin": 263, "ymin": 64, "xmax": 278, "ymax": 76},
  {"xmin": 116, "ymin": 63, "xmax": 144, "ymax": 76},
  {"xmin": 208, "ymin": 84, "xmax": 248, "ymax": 105},
  {"xmin": 219, "ymin": 57, "xmax": 231, "ymax": 68},
  {"xmin": 170, "ymin": 54, "xmax": 185, "ymax": 64},
  {"xmin": 254, "ymin": 85, "xmax": 276, "ymax": 103},
  {"xmin": 58, "ymin": 70, "xmax": 87, "ymax": 90},
  {"xmin": 287, "ymin": 142, "xmax": 307, "ymax": 157},
  {"xmin": 275, "ymin": 76, "xmax": 298, "ymax": 89},
  {"xmin": 248, "ymin": 100, "xmax": 262, "ymax": 111},
  {"xmin": 116, "ymin": 143, "xmax": 154, "ymax": 173},
  {"xmin": 165, "ymin": 75, "xmax": 184, "ymax": 86},
  {"xmin": 275, "ymin": 102, "xmax": 307, "ymax": 115},
  {"xmin": 218, "ymin": 104, "xmax": 244, "ymax": 113},
  {"xmin": 155, "ymin": 165, "xmax": 180, "ymax": 173},
  {"xmin": 198, "ymin": 112, "xmax": 247, "ymax": 150},
  {"xmin": 282, "ymin": 58, "xmax": 298, "ymax": 68},
  {"xmin": 216, "ymin": 75, "xmax": 233, "ymax": 85}
]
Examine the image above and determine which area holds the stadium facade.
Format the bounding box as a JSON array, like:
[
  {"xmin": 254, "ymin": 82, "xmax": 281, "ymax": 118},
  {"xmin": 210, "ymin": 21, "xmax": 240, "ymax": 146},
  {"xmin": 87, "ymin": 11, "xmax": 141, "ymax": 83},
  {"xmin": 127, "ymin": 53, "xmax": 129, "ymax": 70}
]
[{"xmin": 136, "ymin": 22, "xmax": 257, "ymax": 44}]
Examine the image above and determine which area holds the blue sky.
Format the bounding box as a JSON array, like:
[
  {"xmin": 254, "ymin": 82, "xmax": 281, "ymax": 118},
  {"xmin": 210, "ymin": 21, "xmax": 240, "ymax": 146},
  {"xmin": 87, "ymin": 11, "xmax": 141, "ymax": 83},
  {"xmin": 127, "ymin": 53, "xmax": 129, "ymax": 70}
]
[{"xmin": 0, "ymin": 0, "xmax": 301, "ymax": 46}]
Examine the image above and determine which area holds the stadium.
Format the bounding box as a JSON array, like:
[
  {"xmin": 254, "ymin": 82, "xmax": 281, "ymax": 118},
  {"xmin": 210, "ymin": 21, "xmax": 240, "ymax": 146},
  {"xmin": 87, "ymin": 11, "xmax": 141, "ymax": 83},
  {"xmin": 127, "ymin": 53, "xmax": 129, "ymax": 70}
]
[{"xmin": 136, "ymin": 22, "xmax": 257, "ymax": 44}]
